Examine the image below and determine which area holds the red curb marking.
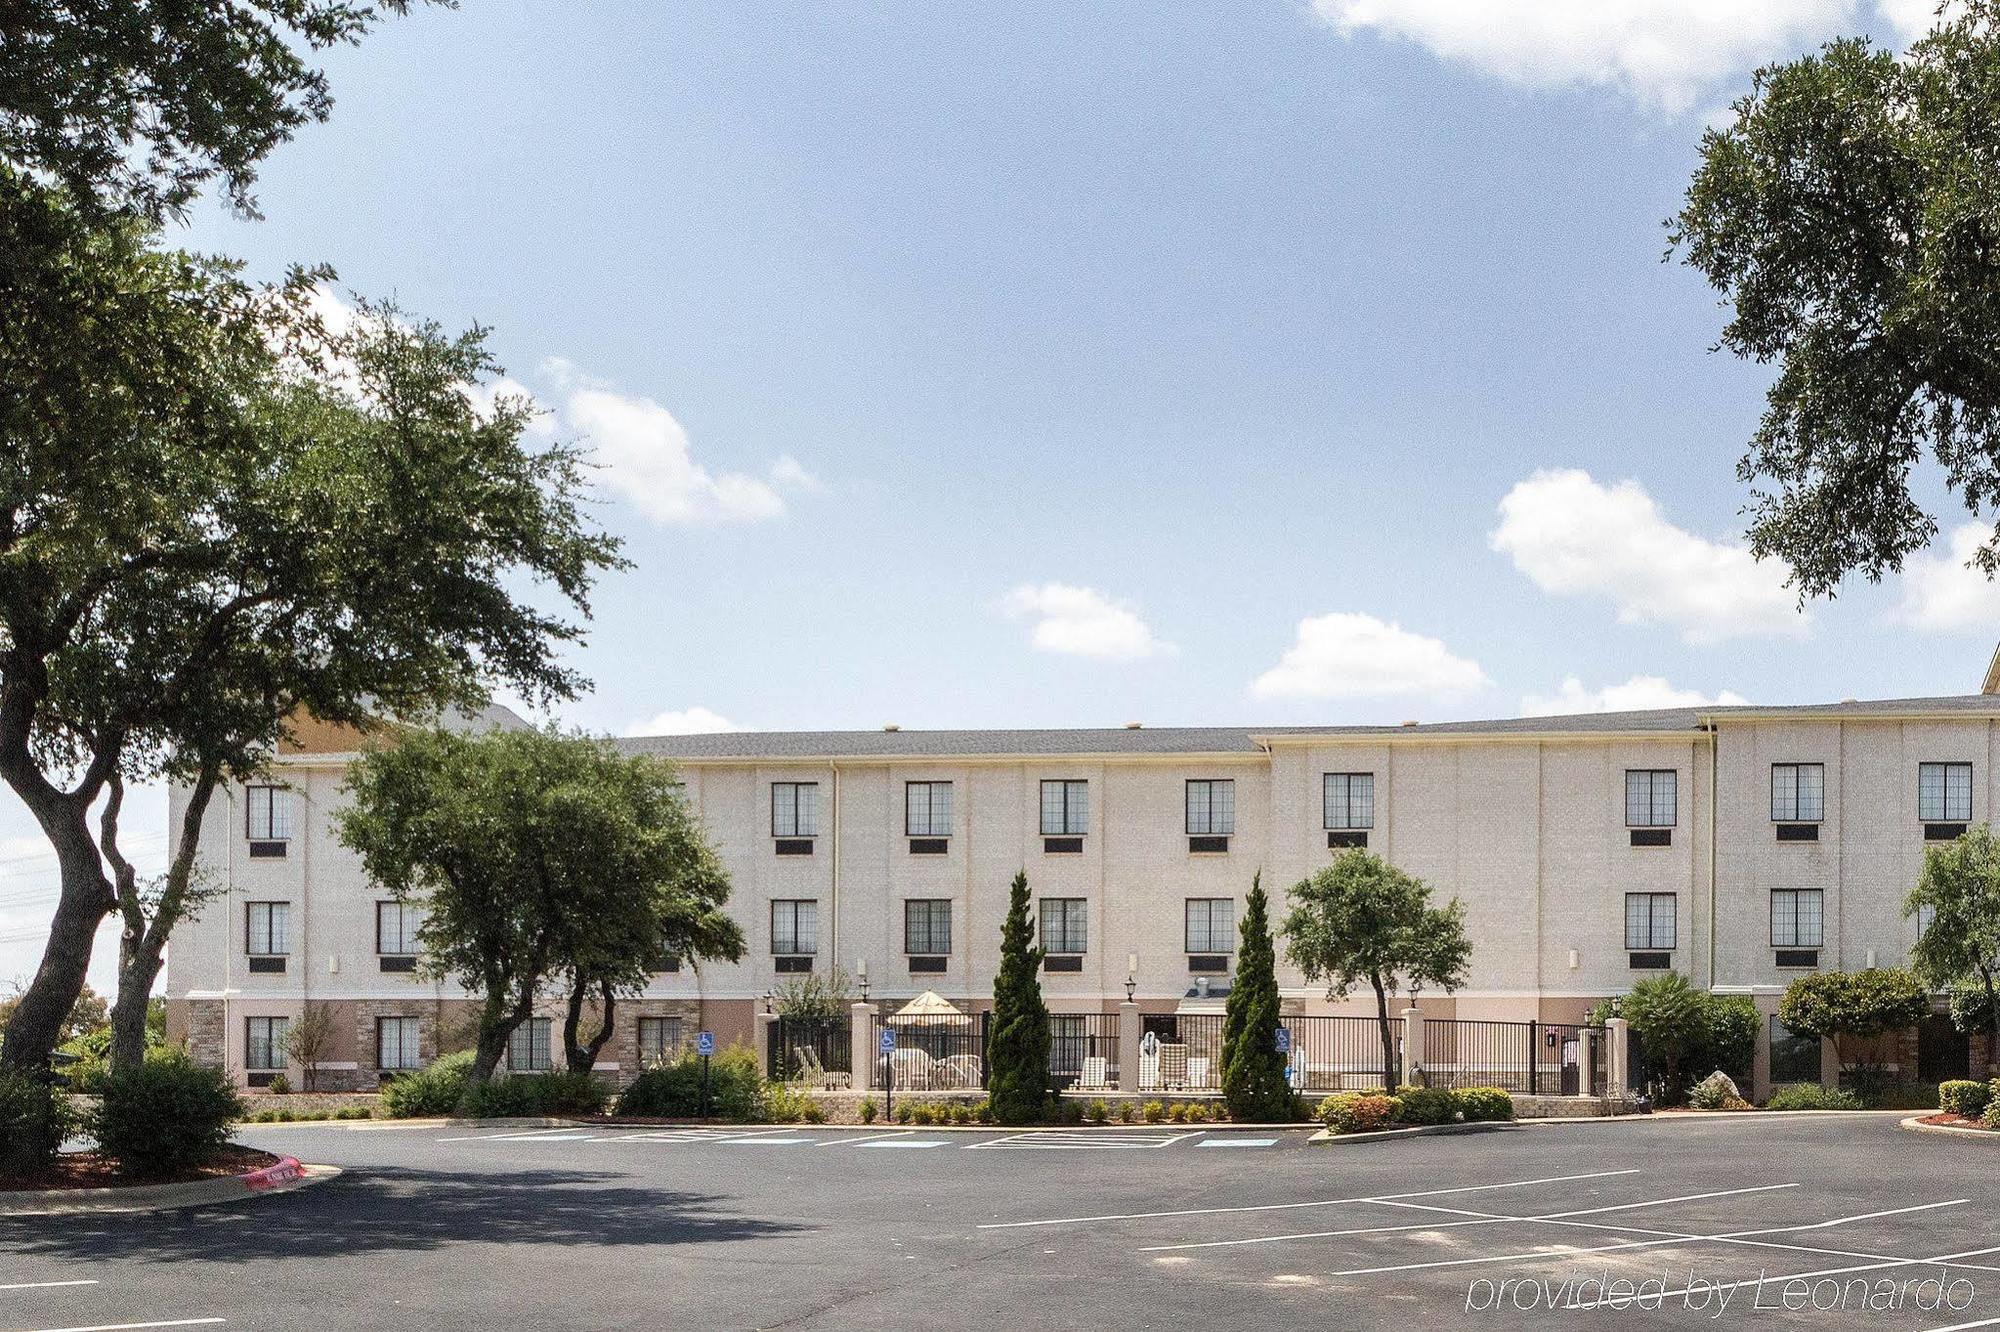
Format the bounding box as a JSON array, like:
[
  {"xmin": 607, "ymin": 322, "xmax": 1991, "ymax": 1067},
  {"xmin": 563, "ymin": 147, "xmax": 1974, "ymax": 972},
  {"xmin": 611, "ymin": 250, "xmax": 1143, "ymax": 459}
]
[{"xmin": 242, "ymin": 1157, "xmax": 305, "ymax": 1191}]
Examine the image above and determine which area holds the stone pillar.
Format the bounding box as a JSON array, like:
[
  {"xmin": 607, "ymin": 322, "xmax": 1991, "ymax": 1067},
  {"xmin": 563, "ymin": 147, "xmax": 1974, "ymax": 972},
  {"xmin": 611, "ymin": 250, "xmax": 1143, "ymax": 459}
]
[
  {"xmin": 1820, "ymin": 1035, "xmax": 1841, "ymax": 1092},
  {"xmin": 1605, "ymin": 1017, "xmax": 1630, "ymax": 1097},
  {"xmin": 1580, "ymin": 1027, "xmax": 1600, "ymax": 1098},
  {"xmin": 755, "ymin": 1010, "xmax": 779, "ymax": 1081},
  {"xmin": 1117, "ymin": 1000, "xmax": 1141, "ymax": 1095},
  {"xmin": 850, "ymin": 1002, "xmax": 877, "ymax": 1093},
  {"xmin": 1400, "ymin": 1007, "xmax": 1423, "ymax": 1087}
]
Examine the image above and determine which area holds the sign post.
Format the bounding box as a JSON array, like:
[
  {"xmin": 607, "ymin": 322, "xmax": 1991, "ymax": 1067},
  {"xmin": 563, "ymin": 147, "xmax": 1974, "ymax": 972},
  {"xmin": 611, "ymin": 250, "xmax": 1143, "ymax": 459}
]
[
  {"xmin": 1274, "ymin": 1025, "xmax": 1293, "ymax": 1086},
  {"xmin": 696, "ymin": 1030, "xmax": 715, "ymax": 1118},
  {"xmin": 878, "ymin": 1025, "xmax": 898, "ymax": 1122}
]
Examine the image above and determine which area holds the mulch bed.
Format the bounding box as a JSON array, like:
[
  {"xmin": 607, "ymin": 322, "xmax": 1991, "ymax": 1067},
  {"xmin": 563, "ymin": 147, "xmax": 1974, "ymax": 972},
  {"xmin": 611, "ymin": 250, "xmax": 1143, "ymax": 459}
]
[
  {"xmin": 0, "ymin": 1145, "xmax": 281, "ymax": 1193},
  {"xmin": 1917, "ymin": 1113, "xmax": 1993, "ymax": 1130}
]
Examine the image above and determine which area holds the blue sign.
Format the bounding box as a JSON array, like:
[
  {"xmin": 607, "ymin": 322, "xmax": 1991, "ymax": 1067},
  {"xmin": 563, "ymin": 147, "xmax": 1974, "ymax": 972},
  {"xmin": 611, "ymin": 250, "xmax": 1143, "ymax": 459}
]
[
  {"xmin": 696, "ymin": 1030, "xmax": 715, "ymax": 1057},
  {"xmin": 1274, "ymin": 1026, "xmax": 1292, "ymax": 1055},
  {"xmin": 879, "ymin": 1027, "xmax": 898, "ymax": 1055}
]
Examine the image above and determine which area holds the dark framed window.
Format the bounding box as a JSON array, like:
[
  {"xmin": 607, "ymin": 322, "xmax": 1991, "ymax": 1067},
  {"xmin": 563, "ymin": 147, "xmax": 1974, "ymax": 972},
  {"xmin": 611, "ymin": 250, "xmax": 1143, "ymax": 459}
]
[
  {"xmin": 1185, "ymin": 780, "xmax": 1235, "ymax": 835},
  {"xmin": 245, "ymin": 901, "xmax": 290, "ymax": 955},
  {"xmin": 638, "ymin": 1016, "xmax": 682, "ymax": 1066},
  {"xmin": 771, "ymin": 782, "xmax": 820, "ymax": 838},
  {"xmin": 904, "ymin": 899, "xmax": 951, "ymax": 955},
  {"xmin": 905, "ymin": 782, "xmax": 953, "ymax": 837},
  {"xmin": 1771, "ymin": 888, "xmax": 1824, "ymax": 948},
  {"xmin": 506, "ymin": 1017, "xmax": 551, "ymax": 1072},
  {"xmin": 246, "ymin": 1016, "xmax": 289, "ymax": 1071},
  {"xmin": 244, "ymin": 785, "xmax": 292, "ymax": 841},
  {"xmin": 1040, "ymin": 780, "xmax": 1088, "ymax": 836},
  {"xmin": 1184, "ymin": 898, "xmax": 1235, "ymax": 954},
  {"xmin": 1770, "ymin": 1016, "xmax": 1820, "ymax": 1084},
  {"xmin": 377, "ymin": 1016, "xmax": 421, "ymax": 1071},
  {"xmin": 1770, "ymin": 763, "xmax": 1825, "ymax": 822},
  {"xmin": 1624, "ymin": 770, "xmax": 1676, "ymax": 827},
  {"xmin": 1919, "ymin": 762, "xmax": 1973, "ymax": 823},
  {"xmin": 1322, "ymin": 773, "xmax": 1375, "ymax": 830},
  {"xmin": 1039, "ymin": 898, "xmax": 1087, "ymax": 954},
  {"xmin": 376, "ymin": 901, "xmax": 421, "ymax": 955},
  {"xmin": 1624, "ymin": 893, "xmax": 1676, "ymax": 950},
  {"xmin": 770, "ymin": 899, "xmax": 818, "ymax": 956}
]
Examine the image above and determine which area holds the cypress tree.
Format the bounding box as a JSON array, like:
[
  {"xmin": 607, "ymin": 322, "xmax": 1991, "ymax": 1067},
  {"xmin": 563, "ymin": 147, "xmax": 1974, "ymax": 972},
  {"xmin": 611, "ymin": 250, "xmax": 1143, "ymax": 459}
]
[
  {"xmin": 987, "ymin": 869, "xmax": 1051, "ymax": 1124},
  {"xmin": 1222, "ymin": 874, "xmax": 1293, "ymax": 1122}
]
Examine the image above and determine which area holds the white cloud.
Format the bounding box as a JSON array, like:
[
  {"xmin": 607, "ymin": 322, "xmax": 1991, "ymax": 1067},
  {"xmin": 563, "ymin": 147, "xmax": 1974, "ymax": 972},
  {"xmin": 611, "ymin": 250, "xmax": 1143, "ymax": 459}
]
[
  {"xmin": 627, "ymin": 707, "xmax": 738, "ymax": 736},
  {"xmin": 1250, "ymin": 612, "xmax": 1489, "ymax": 700},
  {"xmin": 1000, "ymin": 583, "xmax": 1170, "ymax": 660},
  {"xmin": 1312, "ymin": 1, "xmax": 1925, "ymax": 113},
  {"xmin": 1894, "ymin": 521, "xmax": 2000, "ymax": 632},
  {"xmin": 1521, "ymin": 674, "xmax": 1750, "ymax": 716},
  {"xmin": 1490, "ymin": 468, "xmax": 1805, "ymax": 644},
  {"xmin": 541, "ymin": 360, "xmax": 793, "ymax": 526},
  {"xmin": 768, "ymin": 454, "xmax": 824, "ymax": 493}
]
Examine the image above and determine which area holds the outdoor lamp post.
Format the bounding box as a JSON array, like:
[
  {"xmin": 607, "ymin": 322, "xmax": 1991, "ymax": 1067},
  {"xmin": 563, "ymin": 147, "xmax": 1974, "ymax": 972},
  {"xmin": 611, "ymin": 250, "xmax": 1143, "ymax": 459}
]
[
  {"xmin": 1125, "ymin": 952, "xmax": 1137, "ymax": 1002},
  {"xmin": 856, "ymin": 958, "xmax": 870, "ymax": 1004}
]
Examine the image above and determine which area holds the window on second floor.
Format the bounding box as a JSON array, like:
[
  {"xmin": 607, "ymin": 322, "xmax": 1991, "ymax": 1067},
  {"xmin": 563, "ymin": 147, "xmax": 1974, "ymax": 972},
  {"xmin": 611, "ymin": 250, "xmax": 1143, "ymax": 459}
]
[
  {"xmin": 246, "ymin": 1016, "xmax": 289, "ymax": 1071},
  {"xmin": 1625, "ymin": 769, "xmax": 1677, "ymax": 827},
  {"xmin": 1040, "ymin": 780, "xmax": 1088, "ymax": 836},
  {"xmin": 1039, "ymin": 898, "xmax": 1087, "ymax": 954},
  {"xmin": 771, "ymin": 782, "xmax": 820, "ymax": 838},
  {"xmin": 1323, "ymin": 773, "xmax": 1375, "ymax": 830},
  {"xmin": 245, "ymin": 901, "xmax": 290, "ymax": 955},
  {"xmin": 1919, "ymin": 762, "xmax": 1973, "ymax": 823},
  {"xmin": 1185, "ymin": 780, "xmax": 1235, "ymax": 836},
  {"xmin": 1184, "ymin": 898, "xmax": 1235, "ymax": 954},
  {"xmin": 507, "ymin": 1016, "xmax": 552, "ymax": 1072},
  {"xmin": 245, "ymin": 784, "xmax": 292, "ymax": 842},
  {"xmin": 1770, "ymin": 763, "xmax": 1825, "ymax": 822},
  {"xmin": 771, "ymin": 899, "xmax": 818, "ymax": 956},
  {"xmin": 1771, "ymin": 888, "xmax": 1824, "ymax": 949},
  {"xmin": 376, "ymin": 901, "xmax": 421, "ymax": 955},
  {"xmin": 1624, "ymin": 893, "xmax": 1676, "ymax": 950},
  {"xmin": 904, "ymin": 898, "xmax": 951, "ymax": 955},
  {"xmin": 905, "ymin": 781, "xmax": 953, "ymax": 837}
]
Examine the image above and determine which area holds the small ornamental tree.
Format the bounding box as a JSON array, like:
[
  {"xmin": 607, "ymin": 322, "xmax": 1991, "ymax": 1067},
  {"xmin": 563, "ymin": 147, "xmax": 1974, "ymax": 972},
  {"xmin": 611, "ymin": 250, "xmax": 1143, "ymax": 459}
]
[
  {"xmin": 1907, "ymin": 826, "xmax": 2000, "ymax": 1074},
  {"xmin": 1221, "ymin": 875, "xmax": 1291, "ymax": 1122},
  {"xmin": 1778, "ymin": 969, "xmax": 1932, "ymax": 1094},
  {"xmin": 1283, "ymin": 850, "xmax": 1471, "ymax": 1091},
  {"xmin": 987, "ymin": 871, "xmax": 1050, "ymax": 1124},
  {"xmin": 285, "ymin": 1001, "xmax": 338, "ymax": 1092},
  {"xmin": 1618, "ymin": 972, "xmax": 1710, "ymax": 1102}
]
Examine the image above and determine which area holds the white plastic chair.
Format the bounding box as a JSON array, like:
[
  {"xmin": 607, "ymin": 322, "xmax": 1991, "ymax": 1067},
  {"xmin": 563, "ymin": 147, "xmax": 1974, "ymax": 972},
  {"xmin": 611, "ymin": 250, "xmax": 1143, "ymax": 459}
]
[
  {"xmin": 1159, "ymin": 1044, "xmax": 1188, "ymax": 1091},
  {"xmin": 1186, "ymin": 1056, "xmax": 1211, "ymax": 1090},
  {"xmin": 1078, "ymin": 1055, "xmax": 1109, "ymax": 1090}
]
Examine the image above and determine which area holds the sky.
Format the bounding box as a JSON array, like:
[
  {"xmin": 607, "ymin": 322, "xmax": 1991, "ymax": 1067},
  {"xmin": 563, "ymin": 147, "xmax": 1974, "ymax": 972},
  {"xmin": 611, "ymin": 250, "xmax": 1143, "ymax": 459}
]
[{"xmin": 6, "ymin": 0, "xmax": 1996, "ymax": 992}]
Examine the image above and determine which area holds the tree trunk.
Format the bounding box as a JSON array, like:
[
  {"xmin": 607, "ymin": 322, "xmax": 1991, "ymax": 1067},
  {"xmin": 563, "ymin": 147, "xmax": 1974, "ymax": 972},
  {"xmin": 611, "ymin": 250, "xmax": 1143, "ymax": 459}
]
[
  {"xmin": 563, "ymin": 976, "xmax": 616, "ymax": 1072},
  {"xmin": 1983, "ymin": 966, "xmax": 1999, "ymax": 1078},
  {"xmin": 104, "ymin": 765, "xmax": 219, "ymax": 1071},
  {"xmin": 0, "ymin": 795, "xmax": 114, "ymax": 1073},
  {"xmin": 1370, "ymin": 972, "xmax": 1396, "ymax": 1092},
  {"xmin": 469, "ymin": 984, "xmax": 536, "ymax": 1087}
]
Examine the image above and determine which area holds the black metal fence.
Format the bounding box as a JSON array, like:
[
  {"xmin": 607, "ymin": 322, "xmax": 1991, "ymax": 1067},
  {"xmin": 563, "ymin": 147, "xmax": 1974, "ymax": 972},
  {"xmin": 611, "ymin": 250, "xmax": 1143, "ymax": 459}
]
[
  {"xmin": 768, "ymin": 1016, "xmax": 852, "ymax": 1085},
  {"xmin": 1049, "ymin": 1013, "xmax": 1121, "ymax": 1092},
  {"xmin": 1285, "ymin": 1015, "xmax": 1399, "ymax": 1092},
  {"xmin": 1137, "ymin": 1012, "xmax": 1225, "ymax": 1091},
  {"xmin": 1420, "ymin": 1018, "xmax": 1605, "ymax": 1095},
  {"xmin": 872, "ymin": 1012, "xmax": 990, "ymax": 1091}
]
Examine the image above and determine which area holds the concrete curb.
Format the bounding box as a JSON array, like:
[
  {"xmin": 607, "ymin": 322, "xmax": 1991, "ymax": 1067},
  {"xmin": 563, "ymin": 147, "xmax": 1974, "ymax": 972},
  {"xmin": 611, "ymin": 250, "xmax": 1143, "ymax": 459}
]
[
  {"xmin": 0, "ymin": 1157, "xmax": 338, "ymax": 1217},
  {"xmin": 1309, "ymin": 1121, "xmax": 1521, "ymax": 1145},
  {"xmin": 1899, "ymin": 1115, "xmax": 2000, "ymax": 1142}
]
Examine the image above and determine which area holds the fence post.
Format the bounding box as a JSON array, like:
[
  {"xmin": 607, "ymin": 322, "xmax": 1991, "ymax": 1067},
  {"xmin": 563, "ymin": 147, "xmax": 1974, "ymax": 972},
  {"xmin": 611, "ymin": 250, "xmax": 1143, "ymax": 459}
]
[
  {"xmin": 1400, "ymin": 1008, "xmax": 1422, "ymax": 1087},
  {"xmin": 1580, "ymin": 1027, "xmax": 1599, "ymax": 1098},
  {"xmin": 1605, "ymin": 1017, "xmax": 1630, "ymax": 1097},
  {"xmin": 850, "ymin": 1002, "xmax": 877, "ymax": 1092},
  {"xmin": 755, "ymin": 1010, "xmax": 780, "ymax": 1081},
  {"xmin": 1117, "ymin": 1000, "xmax": 1140, "ymax": 1095}
]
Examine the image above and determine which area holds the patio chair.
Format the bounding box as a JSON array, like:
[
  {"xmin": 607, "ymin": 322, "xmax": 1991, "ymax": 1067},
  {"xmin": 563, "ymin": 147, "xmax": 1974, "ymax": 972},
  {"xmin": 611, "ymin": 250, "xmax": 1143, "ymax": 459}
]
[
  {"xmin": 1185, "ymin": 1056, "xmax": 1211, "ymax": 1090},
  {"xmin": 1158, "ymin": 1043, "xmax": 1188, "ymax": 1091},
  {"xmin": 883, "ymin": 1046, "xmax": 937, "ymax": 1090},
  {"xmin": 1078, "ymin": 1055, "xmax": 1110, "ymax": 1091},
  {"xmin": 936, "ymin": 1053, "xmax": 982, "ymax": 1090}
]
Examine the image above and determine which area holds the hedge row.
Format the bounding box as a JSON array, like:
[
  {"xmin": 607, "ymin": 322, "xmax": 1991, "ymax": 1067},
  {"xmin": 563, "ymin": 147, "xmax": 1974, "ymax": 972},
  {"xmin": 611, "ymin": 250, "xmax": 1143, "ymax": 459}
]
[
  {"xmin": 1, "ymin": 1054, "xmax": 242, "ymax": 1179},
  {"xmin": 1315, "ymin": 1084, "xmax": 1515, "ymax": 1134}
]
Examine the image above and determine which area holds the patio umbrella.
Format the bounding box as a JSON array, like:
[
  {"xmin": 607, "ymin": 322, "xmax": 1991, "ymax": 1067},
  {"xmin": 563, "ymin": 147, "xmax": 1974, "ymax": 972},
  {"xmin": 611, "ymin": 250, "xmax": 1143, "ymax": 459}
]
[{"xmin": 893, "ymin": 990, "xmax": 965, "ymax": 1024}]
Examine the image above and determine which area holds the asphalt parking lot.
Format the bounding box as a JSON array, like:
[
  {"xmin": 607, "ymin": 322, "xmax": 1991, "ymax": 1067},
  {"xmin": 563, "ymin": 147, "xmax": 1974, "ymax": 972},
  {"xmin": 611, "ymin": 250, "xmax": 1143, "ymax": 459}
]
[{"xmin": 3, "ymin": 1112, "xmax": 1997, "ymax": 1331}]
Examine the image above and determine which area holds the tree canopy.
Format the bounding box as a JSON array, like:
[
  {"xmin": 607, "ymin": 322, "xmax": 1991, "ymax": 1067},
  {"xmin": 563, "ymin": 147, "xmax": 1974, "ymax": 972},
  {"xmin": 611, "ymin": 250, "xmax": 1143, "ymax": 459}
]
[
  {"xmin": 1673, "ymin": 2, "xmax": 2000, "ymax": 596},
  {"xmin": 1908, "ymin": 826, "xmax": 2000, "ymax": 1072},
  {"xmin": 1221, "ymin": 875, "xmax": 1291, "ymax": 1121},
  {"xmin": 1778, "ymin": 968, "xmax": 1932, "ymax": 1051},
  {"xmin": 1283, "ymin": 849, "xmax": 1470, "ymax": 1090},
  {"xmin": 987, "ymin": 871, "xmax": 1050, "ymax": 1124},
  {"xmin": 338, "ymin": 727, "xmax": 743, "ymax": 1086}
]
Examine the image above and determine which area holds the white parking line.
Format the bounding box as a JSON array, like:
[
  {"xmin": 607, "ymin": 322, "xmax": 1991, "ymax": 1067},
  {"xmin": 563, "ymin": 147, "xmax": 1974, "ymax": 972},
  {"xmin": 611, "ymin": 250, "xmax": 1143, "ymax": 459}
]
[
  {"xmin": 0, "ymin": 1280, "xmax": 98, "ymax": 1291},
  {"xmin": 1914, "ymin": 1317, "xmax": 2000, "ymax": 1332},
  {"xmin": 24, "ymin": 1321, "xmax": 226, "ymax": 1332},
  {"xmin": 813, "ymin": 1130, "xmax": 916, "ymax": 1147},
  {"xmin": 434, "ymin": 1129, "xmax": 591, "ymax": 1143},
  {"xmin": 1196, "ymin": 1138, "xmax": 1275, "ymax": 1148},
  {"xmin": 977, "ymin": 1168, "xmax": 1642, "ymax": 1229},
  {"xmin": 859, "ymin": 1139, "xmax": 948, "ymax": 1149},
  {"xmin": 965, "ymin": 1131, "xmax": 1201, "ymax": 1151},
  {"xmin": 724, "ymin": 1136, "xmax": 811, "ymax": 1146},
  {"xmin": 1570, "ymin": 1240, "xmax": 2000, "ymax": 1311}
]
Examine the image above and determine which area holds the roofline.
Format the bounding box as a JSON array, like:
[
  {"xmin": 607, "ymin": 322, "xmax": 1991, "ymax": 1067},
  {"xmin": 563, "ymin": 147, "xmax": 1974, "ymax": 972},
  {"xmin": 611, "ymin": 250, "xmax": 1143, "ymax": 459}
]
[
  {"xmin": 1250, "ymin": 728, "xmax": 1708, "ymax": 746},
  {"xmin": 1697, "ymin": 707, "xmax": 2000, "ymax": 724}
]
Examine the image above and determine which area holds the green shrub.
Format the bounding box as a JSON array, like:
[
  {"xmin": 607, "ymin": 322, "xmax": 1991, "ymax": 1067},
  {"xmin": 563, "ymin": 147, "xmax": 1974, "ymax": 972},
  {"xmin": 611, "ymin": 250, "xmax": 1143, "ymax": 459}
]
[
  {"xmin": 1687, "ymin": 1071, "xmax": 1745, "ymax": 1110},
  {"xmin": 265, "ymin": 1072, "xmax": 291, "ymax": 1095},
  {"xmin": 1394, "ymin": 1084, "xmax": 1461, "ymax": 1127},
  {"xmin": 0, "ymin": 1069, "xmax": 76, "ymax": 1177},
  {"xmin": 336, "ymin": 1106, "xmax": 373, "ymax": 1120},
  {"xmin": 381, "ymin": 1051, "xmax": 475, "ymax": 1118},
  {"xmin": 1455, "ymin": 1087, "xmax": 1515, "ymax": 1123},
  {"xmin": 1085, "ymin": 1098, "xmax": 1109, "ymax": 1124},
  {"xmin": 1859, "ymin": 1080, "xmax": 1938, "ymax": 1111},
  {"xmin": 1141, "ymin": 1100, "xmax": 1166, "ymax": 1124},
  {"xmin": 1982, "ymin": 1099, "xmax": 2000, "ymax": 1129},
  {"xmin": 463, "ymin": 1070, "xmax": 608, "ymax": 1119},
  {"xmin": 1317, "ymin": 1092, "xmax": 1403, "ymax": 1133},
  {"xmin": 1165, "ymin": 1102, "xmax": 1189, "ymax": 1123},
  {"xmin": 860, "ymin": 1096, "xmax": 879, "ymax": 1124},
  {"xmin": 1116, "ymin": 1100, "xmax": 1136, "ymax": 1123},
  {"xmin": 1765, "ymin": 1083, "xmax": 1862, "ymax": 1111},
  {"xmin": 92, "ymin": 1054, "xmax": 242, "ymax": 1177},
  {"xmin": 949, "ymin": 1103, "xmax": 971, "ymax": 1125},
  {"xmin": 616, "ymin": 1045, "xmax": 761, "ymax": 1119},
  {"xmin": 1941, "ymin": 1080, "xmax": 1991, "ymax": 1117}
]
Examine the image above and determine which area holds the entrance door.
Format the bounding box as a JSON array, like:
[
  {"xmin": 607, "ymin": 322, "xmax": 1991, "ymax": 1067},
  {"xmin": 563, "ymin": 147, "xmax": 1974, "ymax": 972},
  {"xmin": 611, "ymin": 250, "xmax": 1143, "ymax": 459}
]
[{"xmin": 1918, "ymin": 1013, "xmax": 1970, "ymax": 1083}]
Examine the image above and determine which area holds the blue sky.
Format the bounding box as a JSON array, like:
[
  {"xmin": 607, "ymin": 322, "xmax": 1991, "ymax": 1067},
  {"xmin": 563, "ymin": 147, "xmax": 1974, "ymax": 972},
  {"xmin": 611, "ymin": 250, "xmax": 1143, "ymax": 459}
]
[{"xmin": 7, "ymin": 0, "xmax": 1995, "ymax": 988}]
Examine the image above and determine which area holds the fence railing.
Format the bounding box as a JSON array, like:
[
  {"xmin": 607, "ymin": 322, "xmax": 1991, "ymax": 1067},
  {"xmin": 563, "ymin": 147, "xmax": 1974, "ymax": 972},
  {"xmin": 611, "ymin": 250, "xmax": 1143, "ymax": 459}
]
[
  {"xmin": 1136, "ymin": 1012, "xmax": 1224, "ymax": 1091},
  {"xmin": 1285, "ymin": 1015, "xmax": 1399, "ymax": 1093},
  {"xmin": 768, "ymin": 1016, "xmax": 852, "ymax": 1087},
  {"xmin": 872, "ymin": 1013, "xmax": 990, "ymax": 1091},
  {"xmin": 1049, "ymin": 1013, "xmax": 1120, "ymax": 1092},
  {"xmin": 1420, "ymin": 1018, "xmax": 1604, "ymax": 1095}
]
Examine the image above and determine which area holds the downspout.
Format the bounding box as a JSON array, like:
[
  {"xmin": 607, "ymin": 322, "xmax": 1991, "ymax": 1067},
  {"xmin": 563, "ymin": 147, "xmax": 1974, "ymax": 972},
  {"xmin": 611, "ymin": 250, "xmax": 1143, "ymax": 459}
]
[
  {"xmin": 829, "ymin": 762, "xmax": 840, "ymax": 977},
  {"xmin": 1707, "ymin": 725, "xmax": 1718, "ymax": 991}
]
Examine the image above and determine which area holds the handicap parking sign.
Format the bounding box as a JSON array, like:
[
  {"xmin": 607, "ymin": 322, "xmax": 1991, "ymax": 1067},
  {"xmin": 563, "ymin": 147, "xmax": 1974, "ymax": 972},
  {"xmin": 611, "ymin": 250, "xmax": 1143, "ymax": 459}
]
[
  {"xmin": 879, "ymin": 1027, "xmax": 898, "ymax": 1055},
  {"xmin": 1274, "ymin": 1026, "xmax": 1292, "ymax": 1055},
  {"xmin": 696, "ymin": 1030, "xmax": 715, "ymax": 1057}
]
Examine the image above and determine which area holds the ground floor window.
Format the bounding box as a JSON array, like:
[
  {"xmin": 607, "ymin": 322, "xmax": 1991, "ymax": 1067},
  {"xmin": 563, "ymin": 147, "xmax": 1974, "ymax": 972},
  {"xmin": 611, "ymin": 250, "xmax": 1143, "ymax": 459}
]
[
  {"xmin": 509, "ymin": 1016, "xmax": 553, "ymax": 1072},
  {"xmin": 377, "ymin": 1016, "xmax": 422, "ymax": 1071},
  {"xmin": 638, "ymin": 1016, "xmax": 683, "ymax": 1066},
  {"xmin": 246, "ymin": 1016, "xmax": 289, "ymax": 1071},
  {"xmin": 1770, "ymin": 1016, "xmax": 1819, "ymax": 1084}
]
